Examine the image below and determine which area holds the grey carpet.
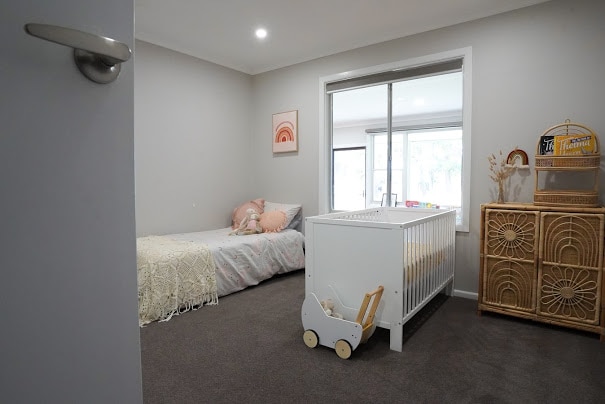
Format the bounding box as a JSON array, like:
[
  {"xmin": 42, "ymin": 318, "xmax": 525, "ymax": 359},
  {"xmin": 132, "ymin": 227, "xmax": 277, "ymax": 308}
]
[{"xmin": 140, "ymin": 270, "xmax": 605, "ymax": 404}]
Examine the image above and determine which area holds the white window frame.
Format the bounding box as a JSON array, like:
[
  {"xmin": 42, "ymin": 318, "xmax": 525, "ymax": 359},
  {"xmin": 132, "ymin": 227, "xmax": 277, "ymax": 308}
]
[{"xmin": 318, "ymin": 47, "xmax": 472, "ymax": 232}]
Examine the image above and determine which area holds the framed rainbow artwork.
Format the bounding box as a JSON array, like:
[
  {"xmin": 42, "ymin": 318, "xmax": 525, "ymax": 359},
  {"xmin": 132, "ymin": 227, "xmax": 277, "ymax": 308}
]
[{"xmin": 272, "ymin": 110, "xmax": 298, "ymax": 153}]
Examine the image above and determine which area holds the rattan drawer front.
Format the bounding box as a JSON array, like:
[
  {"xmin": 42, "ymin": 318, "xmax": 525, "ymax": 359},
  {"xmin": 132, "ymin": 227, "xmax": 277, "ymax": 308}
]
[
  {"xmin": 484, "ymin": 209, "xmax": 539, "ymax": 261},
  {"xmin": 482, "ymin": 256, "xmax": 536, "ymax": 312},
  {"xmin": 540, "ymin": 212, "xmax": 604, "ymax": 269},
  {"xmin": 537, "ymin": 263, "xmax": 601, "ymax": 325}
]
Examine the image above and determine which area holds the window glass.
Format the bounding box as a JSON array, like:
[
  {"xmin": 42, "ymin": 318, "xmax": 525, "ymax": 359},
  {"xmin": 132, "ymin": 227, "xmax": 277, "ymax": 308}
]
[
  {"xmin": 371, "ymin": 129, "xmax": 461, "ymax": 218},
  {"xmin": 372, "ymin": 133, "xmax": 403, "ymax": 204},
  {"xmin": 333, "ymin": 148, "xmax": 366, "ymax": 210},
  {"xmin": 407, "ymin": 130, "xmax": 462, "ymax": 207},
  {"xmin": 325, "ymin": 53, "xmax": 470, "ymax": 231}
]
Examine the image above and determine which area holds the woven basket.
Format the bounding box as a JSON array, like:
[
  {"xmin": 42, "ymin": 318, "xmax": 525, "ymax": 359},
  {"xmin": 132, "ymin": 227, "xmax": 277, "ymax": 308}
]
[
  {"xmin": 534, "ymin": 191, "xmax": 599, "ymax": 207},
  {"xmin": 535, "ymin": 155, "xmax": 600, "ymax": 169}
]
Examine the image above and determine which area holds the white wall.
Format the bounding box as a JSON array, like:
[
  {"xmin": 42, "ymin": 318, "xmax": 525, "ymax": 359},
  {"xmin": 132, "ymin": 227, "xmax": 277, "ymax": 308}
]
[
  {"xmin": 135, "ymin": 41, "xmax": 255, "ymax": 236},
  {"xmin": 250, "ymin": 0, "xmax": 605, "ymax": 295}
]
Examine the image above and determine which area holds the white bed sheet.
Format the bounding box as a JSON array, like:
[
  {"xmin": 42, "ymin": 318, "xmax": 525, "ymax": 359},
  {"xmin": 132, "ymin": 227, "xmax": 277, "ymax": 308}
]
[{"xmin": 167, "ymin": 227, "xmax": 305, "ymax": 297}]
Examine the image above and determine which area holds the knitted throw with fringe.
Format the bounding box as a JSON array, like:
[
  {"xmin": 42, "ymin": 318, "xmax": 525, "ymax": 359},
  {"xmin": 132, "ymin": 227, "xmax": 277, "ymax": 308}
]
[{"xmin": 137, "ymin": 235, "xmax": 218, "ymax": 326}]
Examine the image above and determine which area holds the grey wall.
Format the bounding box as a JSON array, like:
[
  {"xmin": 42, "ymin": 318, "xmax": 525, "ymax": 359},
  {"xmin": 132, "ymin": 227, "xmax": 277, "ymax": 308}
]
[
  {"xmin": 1, "ymin": 1, "xmax": 142, "ymax": 402},
  {"xmin": 133, "ymin": 0, "xmax": 605, "ymax": 296},
  {"xmin": 249, "ymin": 0, "xmax": 605, "ymax": 296},
  {"xmin": 135, "ymin": 41, "xmax": 254, "ymax": 236}
]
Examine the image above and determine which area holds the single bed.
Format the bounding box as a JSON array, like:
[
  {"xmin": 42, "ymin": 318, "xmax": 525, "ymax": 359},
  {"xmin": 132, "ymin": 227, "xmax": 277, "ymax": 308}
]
[
  {"xmin": 304, "ymin": 207, "xmax": 456, "ymax": 352},
  {"xmin": 137, "ymin": 201, "xmax": 305, "ymax": 326}
]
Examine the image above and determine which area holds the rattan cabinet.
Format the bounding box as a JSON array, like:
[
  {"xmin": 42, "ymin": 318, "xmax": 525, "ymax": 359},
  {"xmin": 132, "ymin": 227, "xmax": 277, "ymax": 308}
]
[{"xmin": 478, "ymin": 203, "xmax": 605, "ymax": 340}]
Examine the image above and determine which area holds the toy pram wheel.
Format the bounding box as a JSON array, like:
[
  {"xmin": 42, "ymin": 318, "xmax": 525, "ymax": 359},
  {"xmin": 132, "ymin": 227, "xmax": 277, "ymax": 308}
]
[
  {"xmin": 335, "ymin": 339, "xmax": 352, "ymax": 359},
  {"xmin": 303, "ymin": 330, "xmax": 319, "ymax": 348}
]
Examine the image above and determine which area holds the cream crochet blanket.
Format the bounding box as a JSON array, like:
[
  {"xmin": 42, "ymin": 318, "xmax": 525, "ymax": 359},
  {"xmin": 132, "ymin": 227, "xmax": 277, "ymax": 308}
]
[{"xmin": 137, "ymin": 235, "xmax": 218, "ymax": 326}]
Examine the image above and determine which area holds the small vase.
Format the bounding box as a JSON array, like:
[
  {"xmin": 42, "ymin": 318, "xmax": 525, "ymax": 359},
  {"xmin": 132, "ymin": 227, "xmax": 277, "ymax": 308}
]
[{"xmin": 497, "ymin": 181, "xmax": 505, "ymax": 204}]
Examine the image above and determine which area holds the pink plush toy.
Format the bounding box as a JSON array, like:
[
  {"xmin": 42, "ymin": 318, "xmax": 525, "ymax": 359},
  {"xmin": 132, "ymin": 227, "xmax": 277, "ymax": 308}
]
[{"xmin": 230, "ymin": 208, "xmax": 262, "ymax": 235}]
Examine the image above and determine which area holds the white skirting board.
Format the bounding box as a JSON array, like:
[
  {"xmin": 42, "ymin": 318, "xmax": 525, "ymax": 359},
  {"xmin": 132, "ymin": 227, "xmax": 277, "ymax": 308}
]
[{"xmin": 453, "ymin": 289, "xmax": 478, "ymax": 300}]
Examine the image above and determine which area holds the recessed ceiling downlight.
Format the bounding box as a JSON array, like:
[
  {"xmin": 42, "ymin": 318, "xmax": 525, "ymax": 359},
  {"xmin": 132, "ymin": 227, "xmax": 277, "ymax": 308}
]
[{"xmin": 255, "ymin": 28, "xmax": 267, "ymax": 39}]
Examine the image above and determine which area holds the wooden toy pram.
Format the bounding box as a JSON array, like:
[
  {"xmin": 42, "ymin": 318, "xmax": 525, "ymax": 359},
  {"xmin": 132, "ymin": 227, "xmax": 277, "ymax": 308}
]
[{"xmin": 301, "ymin": 285, "xmax": 384, "ymax": 359}]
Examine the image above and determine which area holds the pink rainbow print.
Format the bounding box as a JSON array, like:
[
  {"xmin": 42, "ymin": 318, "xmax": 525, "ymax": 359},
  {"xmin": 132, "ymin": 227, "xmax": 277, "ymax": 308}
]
[{"xmin": 275, "ymin": 121, "xmax": 295, "ymax": 143}]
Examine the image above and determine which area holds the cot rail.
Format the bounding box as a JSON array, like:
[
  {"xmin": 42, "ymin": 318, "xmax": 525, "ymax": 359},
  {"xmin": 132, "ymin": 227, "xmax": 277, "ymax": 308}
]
[{"xmin": 304, "ymin": 207, "xmax": 456, "ymax": 352}]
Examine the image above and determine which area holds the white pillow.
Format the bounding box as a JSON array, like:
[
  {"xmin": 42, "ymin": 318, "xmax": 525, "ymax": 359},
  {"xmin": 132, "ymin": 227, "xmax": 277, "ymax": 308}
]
[{"xmin": 263, "ymin": 201, "xmax": 302, "ymax": 230}]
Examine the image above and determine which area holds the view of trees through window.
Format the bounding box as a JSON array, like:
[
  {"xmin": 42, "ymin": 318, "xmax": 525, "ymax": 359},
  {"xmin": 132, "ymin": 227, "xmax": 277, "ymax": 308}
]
[
  {"xmin": 406, "ymin": 130, "xmax": 462, "ymax": 208},
  {"xmin": 370, "ymin": 129, "xmax": 462, "ymax": 214}
]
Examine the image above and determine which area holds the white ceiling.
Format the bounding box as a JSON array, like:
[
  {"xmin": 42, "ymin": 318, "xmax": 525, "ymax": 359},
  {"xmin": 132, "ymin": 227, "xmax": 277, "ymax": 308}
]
[{"xmin": 135, "ymin": 0, "xmax": 551, "ymax": 75}]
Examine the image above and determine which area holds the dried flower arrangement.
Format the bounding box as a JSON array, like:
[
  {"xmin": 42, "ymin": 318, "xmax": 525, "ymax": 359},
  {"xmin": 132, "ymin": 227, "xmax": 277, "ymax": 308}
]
[{"xmin": 488, "ymin": 149, "xmax": 515, "ymax": 203}]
